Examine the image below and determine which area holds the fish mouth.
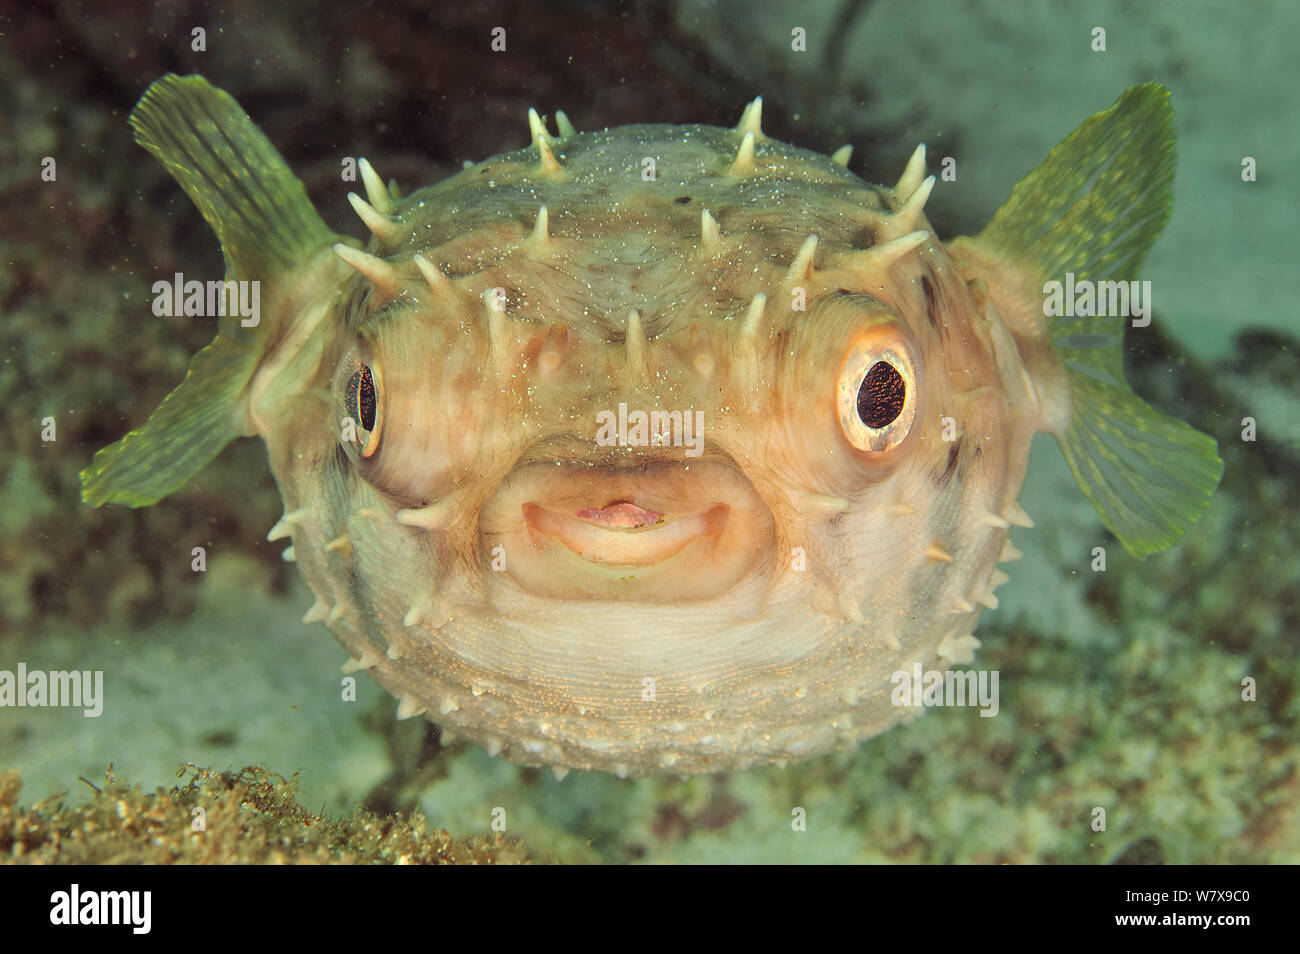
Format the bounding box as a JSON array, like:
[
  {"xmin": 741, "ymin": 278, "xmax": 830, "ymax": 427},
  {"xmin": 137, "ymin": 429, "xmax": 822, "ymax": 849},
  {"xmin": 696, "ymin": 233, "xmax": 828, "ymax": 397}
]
[{"xmin": 479, "ymin": 456, "xmax": 775, "ymax": 601}]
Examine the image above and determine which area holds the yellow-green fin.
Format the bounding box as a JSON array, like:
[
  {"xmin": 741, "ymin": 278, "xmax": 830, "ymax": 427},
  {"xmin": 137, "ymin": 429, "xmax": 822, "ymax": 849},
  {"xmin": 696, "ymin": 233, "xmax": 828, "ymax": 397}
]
[
  {"xmin": 81, "ymin": 333, "xmax": 259, "ymax": 507},
  {"xmin": 129, "ymin": 74, "xmax": 337, "ymax": 281},
  {"xmin": 81, "ymin": 75, "xmax": 338, "ymax": 507},
  {"xmin": 977, "ymin": 83, "xmax": 1222, "ymax": 557}
]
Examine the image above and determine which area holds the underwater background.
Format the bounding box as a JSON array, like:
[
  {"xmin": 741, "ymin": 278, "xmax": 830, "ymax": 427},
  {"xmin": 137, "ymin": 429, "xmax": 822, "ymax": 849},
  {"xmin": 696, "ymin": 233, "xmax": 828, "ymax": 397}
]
[{"xmin": 1, "ymin": 0, "xmax": 1296, "ymax": 862}]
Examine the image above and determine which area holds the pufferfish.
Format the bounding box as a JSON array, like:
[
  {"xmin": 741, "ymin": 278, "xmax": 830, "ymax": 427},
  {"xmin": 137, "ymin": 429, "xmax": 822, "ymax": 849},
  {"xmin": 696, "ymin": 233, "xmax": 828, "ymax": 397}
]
[{"xmin": 83, "ymin": 75, "xmax": 1222, "ymax": 777}]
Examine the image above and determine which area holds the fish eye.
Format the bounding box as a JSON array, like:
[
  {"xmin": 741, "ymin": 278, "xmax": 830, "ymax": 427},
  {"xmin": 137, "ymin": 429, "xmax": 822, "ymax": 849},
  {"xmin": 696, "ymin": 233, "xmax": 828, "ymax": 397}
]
[
  {"xmin": 836, "ymin": 328, "xmax": 918, "ymax": 455},
  {"xmin": 343, "ymin": 360, "xmax": 383, "ymax": 459}
]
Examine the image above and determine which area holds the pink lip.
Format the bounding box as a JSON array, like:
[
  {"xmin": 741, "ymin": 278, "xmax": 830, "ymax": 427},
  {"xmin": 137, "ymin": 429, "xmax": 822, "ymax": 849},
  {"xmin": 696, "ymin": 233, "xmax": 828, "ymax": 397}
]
[
  {"xmin": 523, "ymin": 502, "xmax": 729, "ymax": 566},
  {"xmin": 574, "ymin": 501, "xmax": 663, "ymax": 528}
]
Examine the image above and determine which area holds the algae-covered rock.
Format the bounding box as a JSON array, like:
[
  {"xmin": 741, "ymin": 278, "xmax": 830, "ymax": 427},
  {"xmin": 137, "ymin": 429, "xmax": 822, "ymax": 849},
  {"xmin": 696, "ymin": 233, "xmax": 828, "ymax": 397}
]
[{"xmin": 0, "ymin": 765, "xmax": 524, "ymax": 864}]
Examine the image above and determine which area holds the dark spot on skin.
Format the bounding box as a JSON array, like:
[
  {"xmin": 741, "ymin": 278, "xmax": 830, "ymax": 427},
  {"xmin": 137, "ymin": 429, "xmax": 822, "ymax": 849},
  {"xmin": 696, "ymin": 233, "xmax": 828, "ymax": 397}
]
[
  {"xmin": 334, "ymin": 444, "xmax": 353, "ymax": 473},
  {"xmin": 938, "ymin": 440, "xmax": 961, "ymax": 485},
  {"xmin": 203, "ymin": 729, "xmax": 237, "ymax": 747},
  {"xmin": 921, "ymin": 270, "xmax": 941, "ymax": 330},
  {"xmin": 674, "ymin": 195, "xmax": 692, "ymax": 204}
]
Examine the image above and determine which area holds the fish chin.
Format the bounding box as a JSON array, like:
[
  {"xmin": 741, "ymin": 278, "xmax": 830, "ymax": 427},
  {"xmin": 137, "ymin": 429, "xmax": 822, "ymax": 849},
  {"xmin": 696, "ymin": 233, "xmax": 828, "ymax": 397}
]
[{"xmin": 479, "ymin": 456, "xmax": 776, "ymax": 603}]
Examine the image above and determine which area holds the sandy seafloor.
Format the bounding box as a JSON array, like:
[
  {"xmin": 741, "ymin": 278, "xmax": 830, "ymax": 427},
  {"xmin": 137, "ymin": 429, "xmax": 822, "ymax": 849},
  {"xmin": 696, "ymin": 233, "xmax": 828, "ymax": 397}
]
[{"xmin": 1, "ymin": 0, "xmax": 1296, "ymax": 863}]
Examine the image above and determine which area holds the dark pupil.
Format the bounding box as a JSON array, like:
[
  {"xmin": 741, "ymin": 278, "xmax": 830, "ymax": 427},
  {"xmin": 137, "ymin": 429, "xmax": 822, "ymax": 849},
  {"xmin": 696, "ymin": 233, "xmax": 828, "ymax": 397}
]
[
  {"xmin": 346, "ymin": 366, "xmax": 377, "ymax": 431},
  {"xmin": 856, "ymin": 361, "xmax": 906, "ymax": 428}
]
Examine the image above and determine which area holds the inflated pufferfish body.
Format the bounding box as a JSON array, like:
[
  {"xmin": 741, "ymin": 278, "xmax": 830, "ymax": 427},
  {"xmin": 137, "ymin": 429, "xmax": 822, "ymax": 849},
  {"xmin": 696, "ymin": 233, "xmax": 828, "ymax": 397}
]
[{"xmin": 84, "ymin": 77, "xmax": 1221, "ymax": 776}]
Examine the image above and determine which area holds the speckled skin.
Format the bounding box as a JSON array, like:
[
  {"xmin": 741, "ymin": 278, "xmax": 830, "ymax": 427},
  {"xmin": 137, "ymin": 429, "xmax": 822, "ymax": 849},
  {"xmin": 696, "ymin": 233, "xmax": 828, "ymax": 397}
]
[{"xmin": 254, "ymin": 117, "xmax": 1045, "ymax": 777}]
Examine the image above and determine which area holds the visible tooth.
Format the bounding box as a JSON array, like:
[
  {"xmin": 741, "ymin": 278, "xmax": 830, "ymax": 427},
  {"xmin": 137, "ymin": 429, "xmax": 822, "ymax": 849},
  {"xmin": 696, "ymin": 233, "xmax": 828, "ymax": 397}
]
[
  {"xmin": 341, "ymin": 649, "xmax": 381, "ymax": 674},
  {"xmin": 385, "ymin": 642, "xmax": 404, "ymax": 660},
  {"xmin": 804, "ymin": 491, "xmax": 850, "ymax": 512},
  {"xmin": 894, "ymin": 174, "xmax": 936, "ymax": 232},
  {"xmin": 830, "ymin": 144, "xmax": 853, "ymax": 166},
  {"xmin": 439, "ymin": 728, "xmax": 459, "ymax": 745},
  {"xmin": 625, "ymin": 309, "xmax": 648, "ymax": 373},
  {"xmin": 1003, "ymin": 501, "xmax": 1035, "ymax": 528},
  {"xmin": 879, "ymin": 630, "xmax": 903, "ymax": 652},
  {"xmin": 839, "ymin": 591, "xmax": 865, "ymax": 624},
  {"xmin": 537, "ymin": 322, "xmax": 568, "ymax": 379},
  {"xmin": 324, "ymin": 533, "xmax": 352, "ymax": 559},
  {"xmin": 396, "ymin": 498, "xmax": 457, "ymax": 531},
  {"xmin": 699, "ymin": 208, "xmax": 722, "ymax": 257},
  {"xmin": 989, "ymin": 569, "xmax": 1011, "ymax": 588},
  {"xmin": 851, "ymin": 230, "xmax": 929, "ymax": 274},
  {"xmin": 484, "ymin": 737, "xmax": 503, "ymax": 757},
  {"xmin": 740, "ymin": 291, "xmax": 767, "ymax": 340},
  {"xmin": 281, "ymin": 545, "xmax": 296, "ymax": 562},
  {"xmin": 333, "ymin": 243, "xmax": 402, "ymax": 305},
  {"xmin": 395, "ymin": 695, "xmax": 425, "ymax": 721},
  {"xmin": 924, "ymin": 542, "xmax": 953, "ymax": 564},
  {"xmin": 660, "ymin": 752, "xmax": 681, "ymax": 769},
  {"xmin": 978, "ymin": 509, "xmax": 1011, "ymax": 529},
  {"xmin": 885, "ymin": 502, "xmax": 918, "ymax": 517},
  {"xmin": 301, "ymin": 600, "xmax": 330, "ymax": 625},
  {"xmin": 729, "ymin": 130, "xmax": 756, "ymax": 176},
  {"xmin": 895, "ymin": 144, "xmax": 927, "ymax": 201},
  {"xmin": 347, "ymin": 192, "xmax": 401, "ymax": 244},
  {"xmin": 327, "ymin": 601, "xmax": 347, "ymax": 623},
  {"xmin": 355, "ymin": 506, "xmax": 385, "ymax": 523},
  {"xmin": 551, "ymin": 766, "xmax": 569, "ymax": 781},
  {"xmin": 950, "ymin": 597, "xmax": 975, "ymax": 614},
  {"xmin": 612, "ymin": 763, "xmax": 630, "ymax": 779},
  {"xmin": 283, "ymin": 508, "xmax": 310, "ymax": 525},
  {"xmin": 358, "ymin": 158, "xmax": 394, "ymax": 214},
  {"xmin": 784, "ymin": 234, "xmax": 819, "ymax": 285},
  {"xmin": 554, "ymin": 110, "xmax": 576, "ymax": 139},
  {"xmin": 735, "ymin": 96, "xmax": 764, "ymax": 140},
  {"xmin": 527, "ymin": 107, "xmax": 553, "ymax": 145},
  {"xmin": 998, "ymin": 540, "xmax": 1024, "ymax": 563},
  {"xmin": 535, "ymin": 131, "xmax": 564, "ymax": 175},
  {"xmin": 528, "ymin": 205, "xmax": 550, "ymax": 256},
  {"xmin": 438, "ymin": 697, "xmax": 459, "ymax": 715},
  {"xmin": 976, "ymin": 590, "xmax": 1000, "ymax": 610}
]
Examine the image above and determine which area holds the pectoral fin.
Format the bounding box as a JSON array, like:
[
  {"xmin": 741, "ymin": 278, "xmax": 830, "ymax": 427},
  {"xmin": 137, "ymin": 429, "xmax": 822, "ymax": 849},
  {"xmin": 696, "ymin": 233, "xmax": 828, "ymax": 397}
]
[
  {"xmin": 974, "ymin": 84, "xmax": 1222, "ymax": 557},
  {"xmin": 82, "ymin": 75, "xmax": 339, "ymax": 507}
]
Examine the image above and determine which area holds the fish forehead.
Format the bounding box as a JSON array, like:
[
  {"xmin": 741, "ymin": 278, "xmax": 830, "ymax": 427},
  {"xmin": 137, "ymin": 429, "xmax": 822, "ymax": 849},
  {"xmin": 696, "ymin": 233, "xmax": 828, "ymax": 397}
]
[{"xmin": 360, "ymin": 122, "xmax": 896, "ymax": 339}]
